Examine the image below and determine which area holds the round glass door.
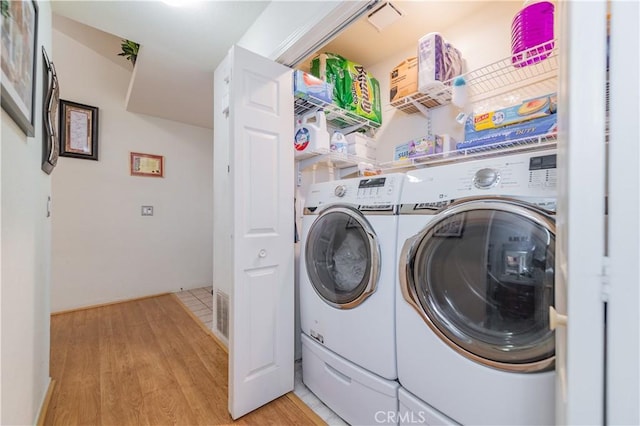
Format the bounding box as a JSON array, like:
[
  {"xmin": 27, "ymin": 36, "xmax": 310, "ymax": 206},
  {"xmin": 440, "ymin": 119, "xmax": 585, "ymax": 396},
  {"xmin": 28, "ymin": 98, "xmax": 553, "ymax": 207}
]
[
  {"xmin": 305, "ymin": 205, "xmax": 380, "ymax": 309},
  {"xmin": 400, "ymin": 199, "xmax": 555, "ymax": 372}
]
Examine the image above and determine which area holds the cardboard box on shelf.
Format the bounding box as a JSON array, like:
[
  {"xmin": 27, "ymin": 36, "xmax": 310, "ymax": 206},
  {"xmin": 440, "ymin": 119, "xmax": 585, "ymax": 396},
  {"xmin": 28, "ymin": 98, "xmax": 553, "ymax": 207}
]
[
  {"xmin": 472, "ymin": 93, "xmax": 557, "ymax": 131},
  {"xmin": 390, "ymin": 57, "xmax": 418, "ymax": 102},
  {"xmin": 458, "ymin": 114, "xmax": 557, "ymax": 150},
  {"xmin": 394, "ymin": 142, "xmax": 410, "ymax": 161},
  {"xmin": 408, "ymin": 134, "xmax": 456, "ymax": 158},
  {"xmin": 394, "ymin": 135, "xmax": 455, "ymax": 161}
]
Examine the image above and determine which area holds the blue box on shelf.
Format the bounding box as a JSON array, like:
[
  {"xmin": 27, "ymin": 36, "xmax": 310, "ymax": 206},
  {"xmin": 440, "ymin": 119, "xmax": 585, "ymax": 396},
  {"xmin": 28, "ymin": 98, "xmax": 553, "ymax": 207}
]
[
  {"xmin": 293, "ymin": 70, "xmax": 333, "ymax": 104},
  {"xmin": 457, "ymin": 114, "xmax": 557, "ymax": 151}
]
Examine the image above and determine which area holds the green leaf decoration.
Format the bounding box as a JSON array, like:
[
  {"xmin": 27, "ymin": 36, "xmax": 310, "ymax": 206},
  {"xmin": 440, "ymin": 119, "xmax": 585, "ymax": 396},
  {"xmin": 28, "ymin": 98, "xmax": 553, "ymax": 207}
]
[{"xmin": 119, "ymin": 39, "xmax": 140, "ymax": 66}]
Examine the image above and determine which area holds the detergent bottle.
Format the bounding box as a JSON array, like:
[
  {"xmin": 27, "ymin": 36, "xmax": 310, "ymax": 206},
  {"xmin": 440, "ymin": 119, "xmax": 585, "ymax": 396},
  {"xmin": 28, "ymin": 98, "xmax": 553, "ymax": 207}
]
[
  {"xmin": 294, "ymin": 110, "xmax": 330, "ymax": 157},
  {"xmin": 330, "ymin": 131, "xmax": 348, "ymax": 153}
]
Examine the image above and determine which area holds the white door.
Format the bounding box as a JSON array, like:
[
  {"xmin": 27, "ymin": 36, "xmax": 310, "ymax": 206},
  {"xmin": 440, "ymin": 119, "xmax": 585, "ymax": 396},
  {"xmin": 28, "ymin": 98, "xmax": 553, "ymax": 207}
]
[
  {"xmin": 555, "ymin": 1, "xmax": 607, "ymax": 424},
  {"xmin": 216, "ymin": 45, "xmax": 294, "ymax": 419},
  {"xmin": 607, "ymin": 1, "xmax": 640, "ymax": 424}
]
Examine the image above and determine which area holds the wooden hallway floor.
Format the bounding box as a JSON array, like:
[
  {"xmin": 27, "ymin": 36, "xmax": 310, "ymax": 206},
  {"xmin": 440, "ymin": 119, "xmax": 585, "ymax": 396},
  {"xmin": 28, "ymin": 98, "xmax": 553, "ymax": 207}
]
[{"xmin": 45, "ymin": 294, "xmax": 324, "ymax": 425}]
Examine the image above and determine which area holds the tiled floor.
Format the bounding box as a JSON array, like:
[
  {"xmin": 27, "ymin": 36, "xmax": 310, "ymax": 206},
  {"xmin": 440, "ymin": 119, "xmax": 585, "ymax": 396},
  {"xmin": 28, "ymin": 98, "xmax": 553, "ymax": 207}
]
[{"xmin": 175, "ymin": 287, "xmax": 347, "ymax": 426}]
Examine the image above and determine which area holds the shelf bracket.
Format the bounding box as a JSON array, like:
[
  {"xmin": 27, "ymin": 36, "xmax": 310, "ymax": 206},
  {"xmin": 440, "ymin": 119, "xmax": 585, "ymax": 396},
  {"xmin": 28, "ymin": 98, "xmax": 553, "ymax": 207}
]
[
  {"xmin": 407, "ymin": 99, "xmax": 434, "ymax": 137},
  {"xmin": 338, "ymin": 122, "xmax": 367, "ymax": 135},
  {"xmin": 298, "ymin": 153, "xmax": 330, "ymax": 170},
  {"xmin": 337, "ymin": 165, "xmax": 359, "ymax": 179}
]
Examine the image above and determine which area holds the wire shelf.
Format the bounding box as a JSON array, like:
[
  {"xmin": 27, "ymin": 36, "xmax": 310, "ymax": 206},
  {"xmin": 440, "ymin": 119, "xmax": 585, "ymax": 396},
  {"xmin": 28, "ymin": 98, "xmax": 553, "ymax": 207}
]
[
  {"xmin": 390, "ymin": 40, "xmax": 559, "ymax": 115},
  {"xmin": 294, "ymin": 94, "xmax": 381, "ymax": 134},
  {"xmin": 380, "ymin": 132, "xmax": 557, "ymax": 171}
]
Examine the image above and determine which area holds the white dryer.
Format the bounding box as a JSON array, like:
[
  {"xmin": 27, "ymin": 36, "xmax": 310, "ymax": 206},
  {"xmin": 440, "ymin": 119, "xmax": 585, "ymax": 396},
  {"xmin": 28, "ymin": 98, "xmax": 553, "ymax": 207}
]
[
  {"xmin": 396, "ymin": 150, "xmax": 557, "ymax": 425},
  {"xmin": 300, "ymin": 173, "xmax": 404, "ymax": 425}
]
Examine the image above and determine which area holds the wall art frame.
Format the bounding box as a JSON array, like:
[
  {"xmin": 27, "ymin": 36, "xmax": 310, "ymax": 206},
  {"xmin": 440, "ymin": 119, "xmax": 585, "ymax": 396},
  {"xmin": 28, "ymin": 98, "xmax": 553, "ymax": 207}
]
[
  {"xmin": 0, "ymin": 0, "xmax": 39, "ymax": 136},
  {"xmin": 59, "ymin": 99, "xmax": 99, "ymax": 161},
  {"xmin": 42, "ymin": 47, "xmax": 59, "ymax": 174},
  {"xmin": 130, "ymin": 152, "xmax": 164, "ymax": 178}
]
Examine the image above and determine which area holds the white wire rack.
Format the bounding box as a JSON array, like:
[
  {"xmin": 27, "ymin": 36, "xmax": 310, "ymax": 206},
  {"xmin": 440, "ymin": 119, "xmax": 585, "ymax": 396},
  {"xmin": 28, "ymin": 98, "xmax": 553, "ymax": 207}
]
[
  {"xmin": 389, "ymin": 40, "xmax": 559, "ymax": 115},
  {"xmin": 294, "ymin": 94, "xmax": 381, "ymax": 135},
  {"xmin": 379, "ymin": 132, "xmax": 558, "ymax": 171}
]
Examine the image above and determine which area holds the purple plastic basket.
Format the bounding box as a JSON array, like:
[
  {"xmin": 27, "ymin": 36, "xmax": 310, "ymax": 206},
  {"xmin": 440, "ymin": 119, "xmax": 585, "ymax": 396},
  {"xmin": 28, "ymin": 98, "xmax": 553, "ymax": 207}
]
[{"xmin": 511, "ymin": 1, "xmax": 555, "ymax": 67}]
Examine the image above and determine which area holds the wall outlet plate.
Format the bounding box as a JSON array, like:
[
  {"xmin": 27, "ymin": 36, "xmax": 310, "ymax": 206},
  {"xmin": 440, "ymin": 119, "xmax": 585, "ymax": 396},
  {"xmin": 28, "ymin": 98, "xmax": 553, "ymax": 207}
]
[{"xmin": 141, "ymin": 206, "xmax": 154, "ymax": 216}]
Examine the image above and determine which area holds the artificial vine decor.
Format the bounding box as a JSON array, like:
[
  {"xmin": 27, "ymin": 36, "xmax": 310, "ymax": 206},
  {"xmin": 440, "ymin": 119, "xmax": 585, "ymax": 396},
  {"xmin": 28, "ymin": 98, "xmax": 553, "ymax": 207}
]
[{"xmin": 118, "ymin": 39, "xmax": 140, "ymax": 66}]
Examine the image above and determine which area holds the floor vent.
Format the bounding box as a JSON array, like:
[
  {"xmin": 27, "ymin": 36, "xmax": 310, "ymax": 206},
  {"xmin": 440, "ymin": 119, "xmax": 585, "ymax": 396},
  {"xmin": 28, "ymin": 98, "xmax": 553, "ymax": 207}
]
[{"xmin": 215, "ymin": 290, "xmax": 229, "ymax": 339}]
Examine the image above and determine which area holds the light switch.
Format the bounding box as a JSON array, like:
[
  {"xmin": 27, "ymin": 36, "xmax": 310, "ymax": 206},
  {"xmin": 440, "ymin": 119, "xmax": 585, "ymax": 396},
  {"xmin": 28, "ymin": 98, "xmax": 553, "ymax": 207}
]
[{"xmin": 141, "ymin": 206, "xmax": 154, "ymax": 216}]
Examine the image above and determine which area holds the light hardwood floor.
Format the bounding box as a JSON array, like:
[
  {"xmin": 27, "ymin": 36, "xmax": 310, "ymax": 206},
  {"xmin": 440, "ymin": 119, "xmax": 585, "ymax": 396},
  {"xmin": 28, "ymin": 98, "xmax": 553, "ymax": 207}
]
[{"xmin": 45, "ymin": 294, "xmax": 324, "ymax": 425}]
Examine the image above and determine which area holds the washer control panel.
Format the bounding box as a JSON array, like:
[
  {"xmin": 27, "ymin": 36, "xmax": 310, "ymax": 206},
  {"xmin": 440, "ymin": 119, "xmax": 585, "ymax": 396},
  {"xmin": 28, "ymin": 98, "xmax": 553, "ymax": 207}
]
[
  {"xmin": 401, "ymin": 150, "xmax": 558, "ymax": 205},
  {"xmin": 306, "ymin": 173, "xmax": 404, "ymax": 208}
]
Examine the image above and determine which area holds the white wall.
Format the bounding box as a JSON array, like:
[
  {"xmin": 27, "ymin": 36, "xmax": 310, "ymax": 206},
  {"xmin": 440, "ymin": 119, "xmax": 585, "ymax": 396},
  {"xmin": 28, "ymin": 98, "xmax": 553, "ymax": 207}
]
[
  {"xmin": 51, "ymin": 21, "xmax": 213, "ymax": 312},
  {"xmin": 0, "ymin": 3, "xmax": 53, "ymax": 424}
]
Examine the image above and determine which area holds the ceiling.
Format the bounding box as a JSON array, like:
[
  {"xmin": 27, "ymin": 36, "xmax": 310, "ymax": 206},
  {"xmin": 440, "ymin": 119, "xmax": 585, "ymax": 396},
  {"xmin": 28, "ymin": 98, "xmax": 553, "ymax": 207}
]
[
  {"xmin": 50, "ymin": 1, "xmax": 496, "ymax": 129},
  {"xmin": 302, "ymin": 1, "xmax": 488, "ymax": 71},
  {"xmin": 51, "ymin": 0, "xmax": 270, "ymax": 128}
]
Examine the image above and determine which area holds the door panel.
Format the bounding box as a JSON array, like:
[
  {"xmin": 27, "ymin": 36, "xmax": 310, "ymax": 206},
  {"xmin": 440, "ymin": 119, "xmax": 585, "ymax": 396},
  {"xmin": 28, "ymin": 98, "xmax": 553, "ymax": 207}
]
[
  {"xmin": 245, "ymin": 129, "xmax": 279, "ymax": 234},
  {"xmin": 305, "ymin": 206, "xmax": 379, "ymax": 309},
  {"xmin": 607, "ymin": 1, "xmax": 640, "ymax": 423},
  {"xmin": 400, "ymin": 200, "xmax": 555, "ymax": 372},
  {"xmin": 555, "ymin": 1, "xmax": 607, "ymax": 423},
  {"xmin": 217, "ymin": 45, "xmax": 294, "ymax": 420}
]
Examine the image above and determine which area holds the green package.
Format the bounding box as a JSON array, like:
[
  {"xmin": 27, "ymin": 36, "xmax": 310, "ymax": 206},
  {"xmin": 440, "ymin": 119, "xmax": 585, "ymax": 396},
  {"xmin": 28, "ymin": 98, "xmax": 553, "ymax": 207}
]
[
  {"xmin": 344, "ymin": 60, "xmax": 382, "ymax": 124},
  {"xmin": 310, "ymin": 53, "xmax": 382, "ymax": 124},
  {"xmin": 311, "ymin": 53, "xmax": 349, "ymax": 109}
]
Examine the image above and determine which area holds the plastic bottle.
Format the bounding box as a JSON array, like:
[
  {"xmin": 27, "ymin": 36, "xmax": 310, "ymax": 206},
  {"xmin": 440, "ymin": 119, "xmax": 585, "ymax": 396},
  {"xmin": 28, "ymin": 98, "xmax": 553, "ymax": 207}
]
[
  {"xmin": 330, "ymin": 131, "xmax": 348, "ymax": 153},
  {"xmin": 294, "ymin": 110, "xmax": 330, "ymax": 156}
]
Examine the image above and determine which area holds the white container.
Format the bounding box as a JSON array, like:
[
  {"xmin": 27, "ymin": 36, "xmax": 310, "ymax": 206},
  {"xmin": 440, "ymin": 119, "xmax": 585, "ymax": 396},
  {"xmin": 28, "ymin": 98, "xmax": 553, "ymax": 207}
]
[
  {"xmin": 346, "ymin": 133, "xmax": 376, "ymax": 160},
  {"xmin": 294, "ymin": 110, "xmax": 330, "ymax": 158}
]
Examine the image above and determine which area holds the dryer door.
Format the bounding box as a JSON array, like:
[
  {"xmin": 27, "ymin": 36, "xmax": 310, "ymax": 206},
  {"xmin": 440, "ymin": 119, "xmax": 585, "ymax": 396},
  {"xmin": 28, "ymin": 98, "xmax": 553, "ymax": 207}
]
[
  {"xmin": 305, "ymin": 205, "xmax": 380, "ymax": 309},
  {"xmin": 399, "ymin": 198, "xmax": 555, "ymax": 372}
]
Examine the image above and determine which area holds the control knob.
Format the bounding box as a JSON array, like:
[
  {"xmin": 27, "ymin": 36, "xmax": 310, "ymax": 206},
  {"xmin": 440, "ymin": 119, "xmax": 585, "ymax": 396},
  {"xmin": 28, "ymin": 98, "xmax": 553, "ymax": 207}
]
[
  {"xmin": 473, "ymin": 168, "xmax": 500, "ymax": 189},
  {"xmin": 334, "ymin": 185, "xmax": 347, "ymax": 197}
]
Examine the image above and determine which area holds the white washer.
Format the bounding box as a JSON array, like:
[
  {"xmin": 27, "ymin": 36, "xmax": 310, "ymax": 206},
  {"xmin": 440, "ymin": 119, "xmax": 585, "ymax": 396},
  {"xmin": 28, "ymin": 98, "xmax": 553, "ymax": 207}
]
[
  {"xmin": 396, "ymin": 150, "xmax": 557, "ymax": 425},
  {"xmin": 300, "ymin": 173, "xmax": 404, "ymax": 425}
]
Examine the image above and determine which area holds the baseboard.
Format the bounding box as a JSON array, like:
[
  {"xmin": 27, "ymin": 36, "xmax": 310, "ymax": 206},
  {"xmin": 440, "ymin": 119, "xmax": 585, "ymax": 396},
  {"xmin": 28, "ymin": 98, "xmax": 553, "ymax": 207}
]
[
  {"xmin": 51, "ymin": 292, "xmax": 172, "ymax": 316},
  {"xmin": 286, "ymin": 392, "xmax": 326, "ymax": 425},
  {"xmin": 172, "ymin": 294, "xmax": 229, "ymax": 354},
  {"xmin": 36, "ymin": 378, "xmax": 56, "ymax": 426}
]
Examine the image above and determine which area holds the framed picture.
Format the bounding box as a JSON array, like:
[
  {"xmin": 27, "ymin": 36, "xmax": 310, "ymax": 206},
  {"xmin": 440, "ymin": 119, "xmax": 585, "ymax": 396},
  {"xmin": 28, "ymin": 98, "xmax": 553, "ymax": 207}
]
[
  {"xmin": 1, "ymin": 0, "xmax": 39, "ymax": 136},
  {"xmin": 41, "ymin": 47, "xmax": 59, "ymax": 174},
  {"xmin": 59, "ymin": 100, "xmax": 99, "ymax": 160},
  {"xmin": 130, "ymin": 152, "xmax": 164, "ymax": 178}
]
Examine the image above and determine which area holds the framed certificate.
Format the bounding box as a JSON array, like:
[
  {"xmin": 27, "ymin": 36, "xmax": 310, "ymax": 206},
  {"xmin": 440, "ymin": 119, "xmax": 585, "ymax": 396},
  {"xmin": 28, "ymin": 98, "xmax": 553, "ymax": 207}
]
[
  {"xmin": 130, "ymin": 152, "xmax": 164, "ymax": 178},
  {"xmin": 59, "ymin": 99, "xmax": 99, "ymax": 160}
]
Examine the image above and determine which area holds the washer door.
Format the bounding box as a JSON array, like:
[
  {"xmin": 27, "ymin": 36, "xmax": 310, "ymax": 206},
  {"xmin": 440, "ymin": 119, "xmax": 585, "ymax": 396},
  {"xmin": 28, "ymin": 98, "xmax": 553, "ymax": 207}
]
[
  {"xmin": 305, "ymin": 205, "xmax": 380, "ymax": 309},
  {"xmin": 399, "ymin": 198, "xmax": 555, "ymax": 372}
]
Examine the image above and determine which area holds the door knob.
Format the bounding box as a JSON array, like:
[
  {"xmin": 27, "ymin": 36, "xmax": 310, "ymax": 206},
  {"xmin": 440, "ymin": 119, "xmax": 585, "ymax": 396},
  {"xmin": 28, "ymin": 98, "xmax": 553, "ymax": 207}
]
[
  {"xmin": 258, "ymin": 249, "xmax": 267, "ymax": 258},
  {"xmin": 549, "ymin": 306, "xmax": 568, "ymax": 330}
]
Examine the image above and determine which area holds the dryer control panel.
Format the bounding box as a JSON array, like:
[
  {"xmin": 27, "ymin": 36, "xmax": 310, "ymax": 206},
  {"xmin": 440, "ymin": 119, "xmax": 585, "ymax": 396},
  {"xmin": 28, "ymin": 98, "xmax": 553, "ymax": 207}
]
[
  {"xmin": 305, "ymin": 173, "xmax": 404, "ymax": 209},
  {"xmin": 401, "ymin": 150, "xmax": 557, "ymax": 206}
]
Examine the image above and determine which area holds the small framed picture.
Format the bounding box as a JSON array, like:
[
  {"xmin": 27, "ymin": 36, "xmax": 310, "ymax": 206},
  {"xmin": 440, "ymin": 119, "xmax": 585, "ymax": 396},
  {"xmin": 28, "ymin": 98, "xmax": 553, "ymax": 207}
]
[
  {"xmin": 59, "ymin": 99, "xmax": 99, "ymax": 160},
  {"xmin": 130, "ymin": 152, "xmax": 164, "ymax": 178}
]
